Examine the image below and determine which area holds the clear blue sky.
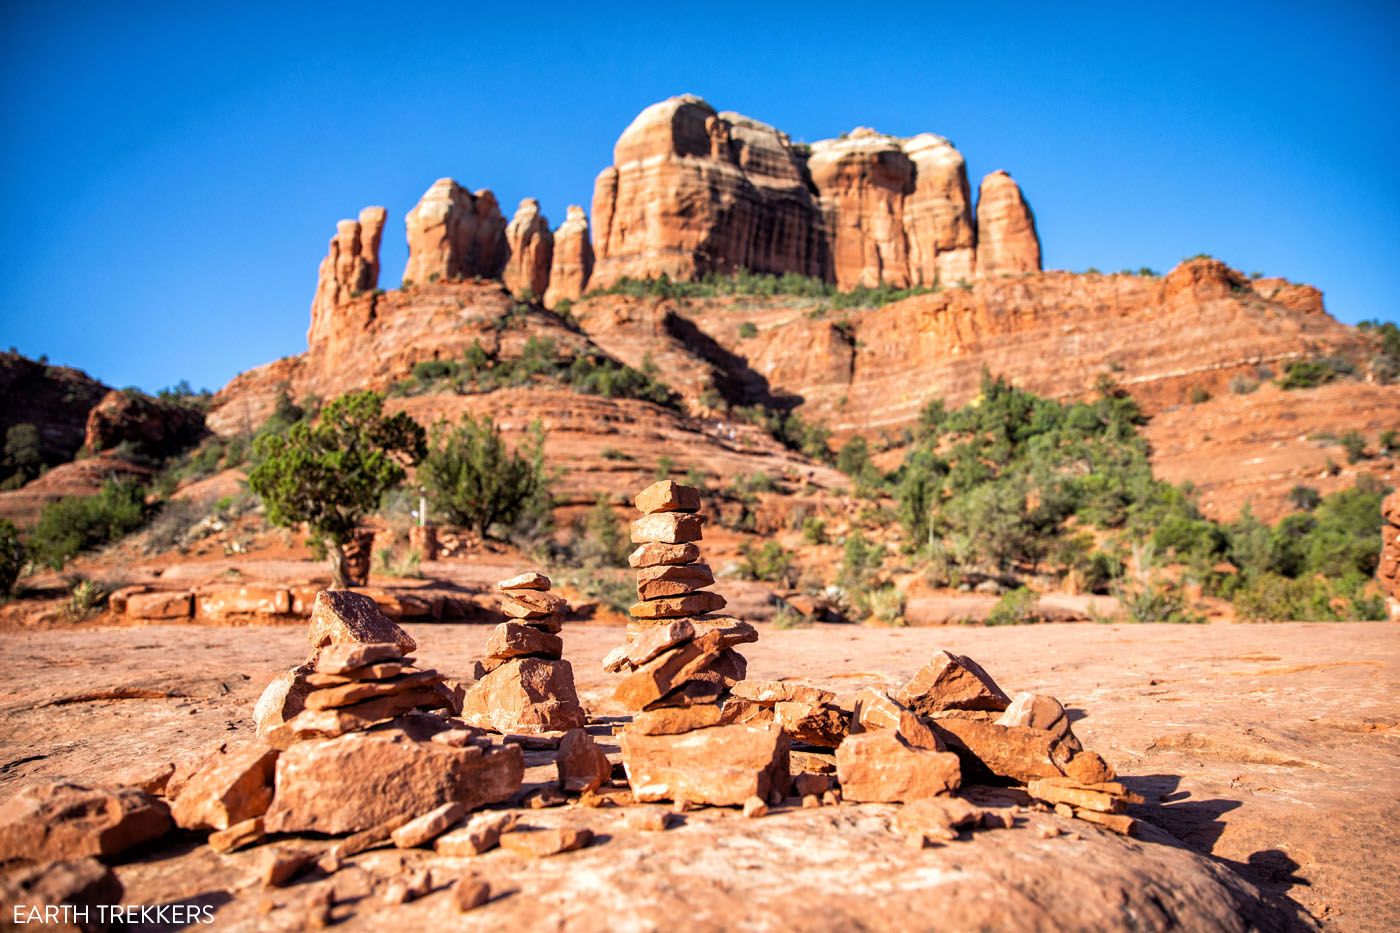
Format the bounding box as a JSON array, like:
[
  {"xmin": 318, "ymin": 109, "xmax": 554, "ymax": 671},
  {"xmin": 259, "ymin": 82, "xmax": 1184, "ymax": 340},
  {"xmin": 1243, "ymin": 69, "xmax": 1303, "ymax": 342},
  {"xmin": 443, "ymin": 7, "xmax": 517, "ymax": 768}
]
[{"xmin": 2, "ymin": 1, "xmax": 1397, "ymax": 393}]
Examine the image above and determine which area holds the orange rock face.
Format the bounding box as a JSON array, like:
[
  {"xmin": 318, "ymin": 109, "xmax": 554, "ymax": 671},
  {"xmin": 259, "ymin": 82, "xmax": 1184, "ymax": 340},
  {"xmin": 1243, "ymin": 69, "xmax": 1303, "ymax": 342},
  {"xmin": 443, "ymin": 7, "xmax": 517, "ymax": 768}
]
[
  {"xmin": 974, "ymin": 170, "xmax": 1040, "ymax": 277},
  {"xmin": 543, "ymin": 205, "xmax": 594, "ymax": 308},
  {"xmin": 591, "ymin": 96, "xmax": 826, "ymax": 288},
  {"xmin": 503, "ymin": 198, "xmax": 553, "ymax": 300},
  {"xmin": 309, "ymin": 207, "xmax": 386, "ymax": 346},
  {"xmin": 1380, "ymin": 491, "xmax": 1400, "ymax": 613},
  {"xmin": 402, "ymin": 178, "xmax": 507, "ymax": 287}
]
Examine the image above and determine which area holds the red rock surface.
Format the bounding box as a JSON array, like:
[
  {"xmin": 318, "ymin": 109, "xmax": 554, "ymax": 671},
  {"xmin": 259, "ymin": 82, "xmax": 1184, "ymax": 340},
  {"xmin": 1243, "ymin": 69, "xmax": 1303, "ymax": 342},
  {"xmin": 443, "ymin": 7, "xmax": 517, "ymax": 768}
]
[
  {"xmin": 0, "ymin": 453, "xmax": 152, "ymax": 527},
  {"xmin": 2, "ymin": 620, "xmax": 1391, "ymax": 927},
  {"xmin": 82, "ymin": 388, "xmax": 205, "ymax": 459},
  {"xmin": 0, "ymin": 351, "xmax": 109, "ymax": 467},
  {"xmin": 1381, "ymin": 490, "xmax": 1400, "ymax": 613}
]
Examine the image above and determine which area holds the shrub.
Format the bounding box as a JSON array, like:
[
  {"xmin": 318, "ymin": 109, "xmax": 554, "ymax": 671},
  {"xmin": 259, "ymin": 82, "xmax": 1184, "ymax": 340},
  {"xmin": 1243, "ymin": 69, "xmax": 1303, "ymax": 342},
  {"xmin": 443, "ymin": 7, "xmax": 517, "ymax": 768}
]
[
  {"xmin": 65, "ymin": 578, "xmax": 107, "ymax": 621},
  {"xmin": 738, "ymin": 321, "xmax": 758, "ymax": 339},
  {"xmin": 738, "ymin": 540, "xmax": 796, "ymax": 586},
  {"xmin": 569, "ymin": 495, "xmax": 627, "ymax": 569},
  {"xmin": 1118, "ymin": 577, "xmax": 1204, "ymax": 624},
  {"xmin": 418, "ymin": 413, "xmax": 545, "ymax": 541},
  {"xmin": 1188, "ymin": 385, "xmax": 1211, "ymax": 405},
  {"xmin": 1340, "ymin": 431, "xmax": 1367, "ymax": 464},
  {"xmin": 986, "ymin": 586, "xmax": 1038, "ymax": 626},
  {"xmin": 771, "ymin": 605, "xmax": 808, "ymax": 629},
  {"xmin": 865, "ymin": 585, "xmax": 906, "ymax": 626},
  {"xmin": 1287, "ymin": 485, "xmax": 1321, "ymax": 512},
  {"xmin": 1229, "ymin": 375, "xmax": 1259, "ymax": 395},
  {"xmin": 1380, "ymin": 429, "xmax": 1398, "ymax": 455},
  {"xmin": 28, "ymin": 479, "xmax": 149, "ymax": 569},
  {"xmin": 2, "ymin": 423, "xmax": 43, "ymax": 487},
  {"xmin": 801, "ymin": 516, "xmax": 826, "ymax": 545},
  {"xmin": 249, "ymin": 391, "xmax": 426, "ymax": 586},
  {"xmin": 0, "ymin": 518, "xmax": 23, "ymax": 594},
  {"xmin": 1277, "ymin": 357, "xmax": 1354, "ymax": 390}
]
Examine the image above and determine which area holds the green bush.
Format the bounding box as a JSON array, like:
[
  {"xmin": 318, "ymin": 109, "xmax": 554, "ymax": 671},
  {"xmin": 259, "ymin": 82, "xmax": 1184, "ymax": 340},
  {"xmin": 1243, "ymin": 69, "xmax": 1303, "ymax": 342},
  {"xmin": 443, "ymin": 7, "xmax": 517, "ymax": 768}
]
[
  {"xmin": 1287, "ymin": 485, "xmax": 1321, "ymax": 511},
  {"xmin": 738, "ymin": 540, "xmax": 796, "ymax": 586},
  {"xmin": 1277, "ymin": 357, "xmax": 1354, "ymax": 390},
  {"xmin": 1188, "ymin": 385, "xmax": 1211, "ymax": 405},
  {"xmin": 1340, "ymin": 431, "xmax": 1367, "ymax": 464},
  {"xmin": 418, "ymin": 414, "xmax": 546, "ymax": 540},
  {"xmin": 985, "ymin": 586, "xmax": 1038, "ymax": 626},
  {"xmin": 738, "ymin": 321, "xmax": 758, "ymax": 339},
  {"xmin": 801, "ymin": 516, "xmax": 827, "ymax": 545},
  {"xmin": 0, "ymin": 518, "xmax": 24, "ymax": 594},
  {"xmin": 248, "ymin": 391, "xmax": 426, "ymax": 585},
  {"xmin": 568, "ymin": 495, "xmax": 627, "ymax": 569},
  {"xmin": 28, "ymin": 479, "xmax": 149, "ymax": 569},
  {"xmin": 2, "ymin": 423, "xmax": 43, "ymax": 487}
]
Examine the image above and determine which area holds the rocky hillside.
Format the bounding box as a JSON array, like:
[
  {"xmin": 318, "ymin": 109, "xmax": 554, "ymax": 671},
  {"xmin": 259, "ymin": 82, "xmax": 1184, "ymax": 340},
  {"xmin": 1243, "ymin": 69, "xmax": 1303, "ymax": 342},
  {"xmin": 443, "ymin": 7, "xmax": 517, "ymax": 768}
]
[{"xmin": 204, "ymin": 93, "xmax": 1394, "ymax": 525}]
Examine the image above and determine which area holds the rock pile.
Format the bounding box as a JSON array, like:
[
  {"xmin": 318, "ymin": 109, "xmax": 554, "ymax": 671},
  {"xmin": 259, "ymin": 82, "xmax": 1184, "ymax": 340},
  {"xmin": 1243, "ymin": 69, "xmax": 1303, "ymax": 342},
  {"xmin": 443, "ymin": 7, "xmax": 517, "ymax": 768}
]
[
  {"xmin": 249, "ymin": 590, "xmax": 522, "ymax": 836},
  {"xmin": 460, "ymin": 573, "xmax": 587, "ymax": 735},
  {"xmin": 607, "ymin": 481, "xmax": 788, "ymax": 806}
]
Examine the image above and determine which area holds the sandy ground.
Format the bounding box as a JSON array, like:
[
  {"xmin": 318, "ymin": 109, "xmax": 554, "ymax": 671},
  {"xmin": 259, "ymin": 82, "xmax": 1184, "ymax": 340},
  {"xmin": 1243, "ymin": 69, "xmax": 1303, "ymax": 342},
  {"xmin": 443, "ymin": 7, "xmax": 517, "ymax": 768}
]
[{"xmin": 0, "ymin": 619, "xmax": 1396, "ymax": 930}]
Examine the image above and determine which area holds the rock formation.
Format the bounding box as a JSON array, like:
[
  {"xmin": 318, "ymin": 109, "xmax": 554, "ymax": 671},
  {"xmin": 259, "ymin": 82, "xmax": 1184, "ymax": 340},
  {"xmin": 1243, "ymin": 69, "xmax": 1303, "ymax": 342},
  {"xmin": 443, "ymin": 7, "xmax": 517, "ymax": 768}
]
[
  {"xmin": 503, "ymin": 198, "xmax": 554, "ymax": 300},
  {"xmin": 608, "ymin": 480, "xmax": 786, "ymax": 806},
  {"xmin": 806, "ymin": 129, "xmax": 915, "ymax": 289},
  {"xmin": 974, "ymin": 170, "xmax": 1041, "ymax": 277},
  {"xmin": 460, "ymin": 572, "xmax": 587, "ymax": 734},
  {"xmin": 0, "ymin": 351, "xmax": 109, "ymax": 472},
  {"xmin": 1380, "ymin": 490, "xmax": 1400, "ymax": 618},
  {"xmin": 308, "ymin": 207, "xmax": 386, "ymax": 346},
  {"xmin": 901, "ymin": 134, "xmax": 977, "ymax": 285},
  {"xmin": 403, "ymin": 178, "xmax": 507, "ymax": 286},
  {"xmin": 83, "ymin": 388, "xmax": 207, "ymax": 460},
  {"xmin": 591, "ymin": 96, "xmax": 826, "ymax": 289},
  {"xmin": 544, "ymin": 205, "xmax": 594, "ymax": 308}
]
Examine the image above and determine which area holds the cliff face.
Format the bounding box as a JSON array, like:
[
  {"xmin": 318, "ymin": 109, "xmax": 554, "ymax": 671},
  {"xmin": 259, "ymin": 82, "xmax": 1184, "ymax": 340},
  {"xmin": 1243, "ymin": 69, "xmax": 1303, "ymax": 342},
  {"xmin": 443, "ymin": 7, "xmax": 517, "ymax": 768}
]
[
  {"xmin": 308, "ymin": 206, "xmax": 386, "ymax": 346},
  {"xmin": 589, "ymin": 95, "xmax": 1028, "ymax": 291},
  {"xmin": 0, "ymin": 352, "xmax": 110, "ymax": 467},
  {"xmin": 975, "ymin": 171, "xmax": 1039, "ymax": 278},
  {"xmin": 503, "ymin": 198, "xmax": 553, "ymax": 300},
  {"xmin": 402, "ymin": 178, "xmax": 508, "ymax": 286},
  {"xmin": 544, "ymin": 205, "xmax": 594, "ymax": 308}
]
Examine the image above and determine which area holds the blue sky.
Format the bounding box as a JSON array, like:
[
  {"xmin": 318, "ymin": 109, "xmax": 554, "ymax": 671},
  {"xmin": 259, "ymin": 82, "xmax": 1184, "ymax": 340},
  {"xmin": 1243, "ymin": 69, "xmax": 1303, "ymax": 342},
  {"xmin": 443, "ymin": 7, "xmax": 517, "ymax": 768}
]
[{"xmin": 2, "ymin": 1, "xmax": 1397, "ymax": 393}]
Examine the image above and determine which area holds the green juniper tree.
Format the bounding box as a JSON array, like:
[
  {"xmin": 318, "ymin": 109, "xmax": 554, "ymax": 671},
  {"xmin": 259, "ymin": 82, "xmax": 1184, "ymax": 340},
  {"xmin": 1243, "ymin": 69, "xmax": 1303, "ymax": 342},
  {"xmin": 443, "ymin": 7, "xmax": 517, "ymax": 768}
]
[{"xmin": 248, "ymin": 391, "xmax": 425, "ymax": 587}]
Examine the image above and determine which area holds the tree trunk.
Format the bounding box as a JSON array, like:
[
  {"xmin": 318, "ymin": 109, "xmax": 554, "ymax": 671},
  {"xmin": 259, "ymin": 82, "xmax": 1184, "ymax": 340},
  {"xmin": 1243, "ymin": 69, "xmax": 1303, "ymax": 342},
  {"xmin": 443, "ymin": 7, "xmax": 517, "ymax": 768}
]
[{"xmin": 328, "ymin": 542, "xmax": 351, "ymax": 589}]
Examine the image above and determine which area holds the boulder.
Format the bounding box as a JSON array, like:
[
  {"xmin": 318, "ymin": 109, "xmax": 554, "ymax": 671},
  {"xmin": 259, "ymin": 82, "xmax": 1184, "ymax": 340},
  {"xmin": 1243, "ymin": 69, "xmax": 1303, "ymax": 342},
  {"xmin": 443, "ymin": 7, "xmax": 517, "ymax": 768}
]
[
  {"xmin": 308, "ymin": 206, "xmax": 386, "ymax": 346},
  {"xmin": 556, "ymin": 728, "xmax": 613, "ymax": 793},
  {"xmin": 253, "ymin": 666, "xmax": 312, "ymax": 745},
  {"xmin": 974, "ymin": 170, "xmax": 1041, "ymax": 278},
  {"xmin": 630, "ymin": 511, "xmax": 706, "ymax": 544},
  {"xmin": 635, "ymin": 480, "xmax": 702, "ymax": 514},
  {"xmin": 503, "ymin": 198, "xmax": 554, "ymax": 299},
  {"xmin": 621, "ymin": 722, "xmax": 790, "ymax": 806},
  {"xmin": 498, "ymin": 571, "xmax": 550, "ymax": 591},
  {"xmin": 544, "ymin": 204, "xmax": 594, "ymax": 308},
  {"xmin": 774, "ymin": 700, "xmax": 850, "ymax": 748},
  {"xmin": 307, "ymin": 590, "xmax": 416, "ymax": 655},
  {"xmin": 125, "ymin": 589, "xmax": 193, "ymax": 620},
  {"xmin": 169, "ymin": 742, "xmax": 279, "ymax": 831},
  {"xmin": 628, "ymin": 542, "xmax": 702, "ymax": 568},
  {"xmin": 263, "ymin": 727, "xmax": 524, "ymax": 835},
  {"xmin": 82, "ymin": 389, "xmax": 206, "ymax": 460},
  {"xmin": 629, "ymin": 591, "xmax": 726, "ymax": 619},
  {"xmin": 636, "ymin": 563, "xmax": 714, "ymax": 599},
  {"xmin": 0, "ymin": 783, "xmax": 171, "ymax": 861},
  {"xmin": 896, "ymin": 651, "xmax": 1010, "ymax": 715},
  {"xmin": 996, "ymin": 692, "xmax": 1079, "ymax": 748},
  {"xmin": 460, "ymin": 658, "xmax": 587, "ymax": 734},
  {"xmin": 835, "ymin": 731, "xmax": 961, "ymax": 802},
  {"xmin": 483, "ymin": 622, "xmax": 563, "ymax": 660},
  {"xmin": 929, "ymin": 717, "xmax": 1073, "ymax": 784},
  {"xmin": 391, "ymin": 801, "xmax": 466, "ymax": 848},
  {"xmin": 0, "ymin": 858, "xmax": 122, "ymax": 932},
  {"xmin": 613, "ymin": 630, "xmax": 724, "ymax": 709}
]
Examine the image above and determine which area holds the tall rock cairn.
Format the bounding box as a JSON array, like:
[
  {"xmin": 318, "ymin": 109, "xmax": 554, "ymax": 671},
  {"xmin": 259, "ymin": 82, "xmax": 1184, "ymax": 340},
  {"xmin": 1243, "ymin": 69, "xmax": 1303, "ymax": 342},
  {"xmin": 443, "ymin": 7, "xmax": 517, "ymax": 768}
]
[
  {"xmin": 460, "ymin": 573, "xmax": 587, "ymax": 735},
  {"xmin": 606, "ymin": 482, "xmax": 786, "ymax": 806}
]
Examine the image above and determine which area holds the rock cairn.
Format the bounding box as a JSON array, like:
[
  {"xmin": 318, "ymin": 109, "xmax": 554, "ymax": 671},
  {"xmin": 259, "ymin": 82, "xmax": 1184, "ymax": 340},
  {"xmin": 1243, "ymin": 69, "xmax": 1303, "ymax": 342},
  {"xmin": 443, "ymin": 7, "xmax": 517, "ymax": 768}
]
[
  {"xmin": 460, "ymin": 572, "xmax": 586, "ymax": 735},
  {"xmin": 607, "ymin": 481, "xmax": 788, "ymax": 806}
]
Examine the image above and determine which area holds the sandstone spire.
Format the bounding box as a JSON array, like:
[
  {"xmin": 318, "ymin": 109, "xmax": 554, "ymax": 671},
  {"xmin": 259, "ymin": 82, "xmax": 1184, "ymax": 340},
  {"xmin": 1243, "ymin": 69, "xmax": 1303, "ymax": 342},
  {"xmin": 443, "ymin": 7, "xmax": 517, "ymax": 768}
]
[
  {"xmin": 901, "ymin": 134, "xmax": 975, "ymax": 286},
  {"xmin": 402, "ymin": 178, "xmax": 507, "ymax": 287},
  {"xmin": 974, "ymin": 170, "xmax": 1041, "ymax": 278},
  {"xmin": 543, "ymin": 205, "xmax": 594, "ymax": 308},
  {"xmin": 307, "ymin": 206, "xmax": 385, "ymax": 346},
  {"xmin": 807, "ymin": 128, "xmax": 915, "ymax": 289},
  {"xmin": 502, "ymin": 198, "xmax": 553, "ymax": 300}
]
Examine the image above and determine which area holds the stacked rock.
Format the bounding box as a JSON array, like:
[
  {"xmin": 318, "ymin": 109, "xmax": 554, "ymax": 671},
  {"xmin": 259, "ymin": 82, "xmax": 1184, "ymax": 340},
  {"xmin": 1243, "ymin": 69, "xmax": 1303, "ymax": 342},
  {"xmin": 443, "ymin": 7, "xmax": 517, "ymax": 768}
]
[
  {"xmin": 608, "ymin": 481, "xmax": 788, "ymax": 806},
  {"xmin": 460, "ymin": 572, "xmax": 587, "ymax": 735},
  {"xmin": 255, "ymin": 591, "xmax": 460, "ymax": 749}
]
